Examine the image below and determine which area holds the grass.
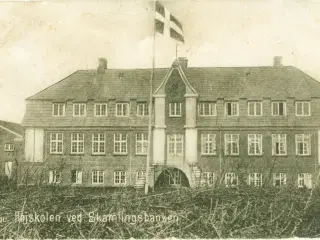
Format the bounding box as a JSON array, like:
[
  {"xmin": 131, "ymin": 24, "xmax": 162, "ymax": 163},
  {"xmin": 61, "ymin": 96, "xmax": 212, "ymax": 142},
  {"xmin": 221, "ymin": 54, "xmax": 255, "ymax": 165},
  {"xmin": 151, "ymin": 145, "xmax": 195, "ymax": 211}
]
[{"xmin": 0, "ymin": 184, "xmax": 320, "ymax": 238}]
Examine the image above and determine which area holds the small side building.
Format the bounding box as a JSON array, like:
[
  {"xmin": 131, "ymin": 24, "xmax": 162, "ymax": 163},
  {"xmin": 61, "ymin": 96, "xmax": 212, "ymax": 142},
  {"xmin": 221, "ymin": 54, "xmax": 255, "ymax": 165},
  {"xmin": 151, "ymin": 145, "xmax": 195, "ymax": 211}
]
[{"xmin": 0, "ymin": 120, "xmax": 23, "ymax": 181}]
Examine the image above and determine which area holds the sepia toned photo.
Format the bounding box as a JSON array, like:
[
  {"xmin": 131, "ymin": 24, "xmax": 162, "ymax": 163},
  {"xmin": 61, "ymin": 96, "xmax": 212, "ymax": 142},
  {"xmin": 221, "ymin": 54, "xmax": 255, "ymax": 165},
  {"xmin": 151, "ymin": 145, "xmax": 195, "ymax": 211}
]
[{"xmin": 0, "ymin": 0, "xmax": 320, "ymax": 238}]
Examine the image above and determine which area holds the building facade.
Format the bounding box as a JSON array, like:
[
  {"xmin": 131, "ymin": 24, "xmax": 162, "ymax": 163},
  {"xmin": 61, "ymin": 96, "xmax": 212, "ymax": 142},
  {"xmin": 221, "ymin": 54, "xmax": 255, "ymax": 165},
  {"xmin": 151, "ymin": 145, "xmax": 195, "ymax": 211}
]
[
  {"xmin": 21, "ymin": 57, "xmax": 320, "ymax": 188},
  {"xmin": 0, "ymin": 120, "xmax": 23, "ymax": 181}
]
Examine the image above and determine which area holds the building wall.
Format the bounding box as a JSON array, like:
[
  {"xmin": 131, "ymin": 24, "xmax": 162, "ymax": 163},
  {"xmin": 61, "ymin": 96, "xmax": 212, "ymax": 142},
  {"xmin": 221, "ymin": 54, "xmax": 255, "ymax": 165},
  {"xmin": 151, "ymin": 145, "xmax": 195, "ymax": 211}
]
[{"xmin": 0, "ymin": 129, "xmax": 23, "ymax": 180}]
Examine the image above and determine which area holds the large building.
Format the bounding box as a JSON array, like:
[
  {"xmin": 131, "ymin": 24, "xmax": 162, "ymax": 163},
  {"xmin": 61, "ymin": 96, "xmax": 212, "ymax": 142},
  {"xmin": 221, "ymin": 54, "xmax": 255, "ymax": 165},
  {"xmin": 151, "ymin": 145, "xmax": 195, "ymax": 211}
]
[
  {"xmin": 21, "ymin": 56, "xmax": 320, "ymax": 188},
  {"xmin": 0, "ymin": 120, "xmax": 23, "ymax": 180}
]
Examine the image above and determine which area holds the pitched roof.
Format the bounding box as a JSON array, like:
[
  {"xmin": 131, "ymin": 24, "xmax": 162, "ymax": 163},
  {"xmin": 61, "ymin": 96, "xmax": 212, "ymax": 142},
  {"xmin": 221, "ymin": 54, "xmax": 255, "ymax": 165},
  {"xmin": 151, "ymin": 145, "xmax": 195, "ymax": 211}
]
[
  {"xmin": 0, "ymin": 120, "xmax": 23, "ymax": 136},
  {"xmin": 26, "ymin": 65, "xmax": 320, "ymax": 101}
]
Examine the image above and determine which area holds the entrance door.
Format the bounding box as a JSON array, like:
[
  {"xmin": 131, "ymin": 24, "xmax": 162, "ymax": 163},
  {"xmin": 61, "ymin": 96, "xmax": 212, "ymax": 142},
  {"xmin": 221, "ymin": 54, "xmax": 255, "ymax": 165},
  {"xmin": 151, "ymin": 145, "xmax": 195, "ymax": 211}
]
[{"xmin": 5, "ymin": 161, "xmax": 12, "ymax": 179}]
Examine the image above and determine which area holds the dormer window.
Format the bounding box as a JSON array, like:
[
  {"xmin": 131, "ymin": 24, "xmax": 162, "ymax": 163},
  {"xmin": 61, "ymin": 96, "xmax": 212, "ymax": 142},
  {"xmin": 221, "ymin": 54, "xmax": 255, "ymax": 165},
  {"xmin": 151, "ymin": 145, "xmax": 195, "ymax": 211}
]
[
  {"xmin": 137, "ymin": 102, "xmax": 149, "ymax": 116},
  {"xmin": 295, "ymin": 101, "xmax": 310, "ymax": 116},
  {"xmin": 94, "ymin": 103, "xmax": 107, "ymax": 116},
  {"xmin": 52, "ymin": 103, "xmax": 65, "ymax": 116},
  {"xmin": 272, "ymin": 101, "xmax": 286, "ymax": 116},
  {"xmin": 116, "ymin": 103, "xmax": 129, "ymax": 116},
  {"xmin": 73, "ymin": 103, "xmax": 86, "ymax": 117}
]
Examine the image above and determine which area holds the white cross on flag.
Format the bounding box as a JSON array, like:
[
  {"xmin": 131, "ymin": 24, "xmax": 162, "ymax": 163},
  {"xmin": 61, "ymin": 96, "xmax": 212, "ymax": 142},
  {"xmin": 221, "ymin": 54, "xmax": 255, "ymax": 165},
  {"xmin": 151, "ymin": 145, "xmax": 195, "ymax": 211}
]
[{"xmin": 154, "ymin": 1, "xmax": 184, "ymax": 43}]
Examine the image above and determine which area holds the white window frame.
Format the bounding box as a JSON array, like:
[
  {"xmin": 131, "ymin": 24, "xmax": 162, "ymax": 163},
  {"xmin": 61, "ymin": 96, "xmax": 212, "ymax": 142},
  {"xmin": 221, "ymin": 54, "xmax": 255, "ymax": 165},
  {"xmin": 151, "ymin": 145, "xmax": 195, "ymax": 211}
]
[
  {"xmin": 114, "ymin": 133, "xmax": 127, "ymax": 155},
  {"xmin": 94, "ymin": 103, "xmax": 108, "ymax": 117},
  {"xmin": 4, "ymin": 143, "xmax": 14, "ymax": 152},
  {"xmin": 249, "ymin": 173, "xmax": 262, "ymax": 187},
  {"xmin": 136, "ymin": 171, "xmax": 145, "ymax": 181},
  {"xmin": 114, "ymin": 171, "xmax": 126, "ymax": 185},
  {"xmin": 201, "ymin": 133, "xmax": 216, "ymax": 155},
  {"xmin": 295, "ymin": 101, "xmax": 311, "ymax": 116},
  {"xmin": 71, "ymin": 170, "xmax": 82, "ymax": 184},
  {"xmin": 271, "ymin": 101, "xmax": 286, "ymax": 116},
  {"xmin": 136, "ymin": 133, "xmax": 148, "ymax": 155},
  {"xmin": 224, "ymin": 134, "xmax": 239, "ymax": 155},
  {"xmin": 92, "ymin": 133, "xmax": 105, "ymax": 155},
  {"xmin": 273, "ymin": 173, "xmax": 287, "ymax": 186},
  {"xmin": 168, "ymin": 134, "xmax": 184, "ymax": 156},
  {"xmin": 52, "ymin": 103, "xmax": 65, "ymax": 116},
  {"xmin": 295, "ymin": 134, "xmax": 311, "ymax": 156},
  {"xmin": 198, "ymin": 102, "xmax": 217, "ymax": 116},
  {"xmin": 116, "ymin": 103, "xmax": 130, "ymax": 116},
  {"xmin": 137, "ymin": 102, "xmax": 149, "ymax": 116},
  {"xmin": 92, "ymin": 170, "xmax": 104, "ymax": 184},
  {"xmin": 272, "ymin": 134, "xmax": 287, "ymax": 156},
  {"xmin": 298, "ymin": 173, "xmax": 312, "ymax": 189},
  {"xmin": 73, "ymin": 103, "xmax": 86, "ymax": 117},
  {"xmin": 169, "ymin": 102, "xmax": 182, "ymax": 117},
  {"xmin": 248, "ymin": 101, "xmax": 262, "ymax": 116},
  {"xmin": 201, "ymin": 172, "xmax": 215, "ymax": 186},
  {"xmin": 248, "ymin": 134, "xmax": 262, "ymax": 156},
  {"xmin": 49, "ymin": 170, "xmax": 61, "ymax": 184},
  {"xmin": 168, "ymin": 170, "xmax": 181, "ymax": 185},
  {"xmin": 50, "ymin": 133, "xmax": 63, "ymax": 154},
  {"xmin": 225, "ymin": 172, "xmax": 238, "ymax": 187},
  {"xmin": 71, "ymin": 133, "xmax": 84, "ymax": 154},
  {"xmin": 225, "ymin": 102, "xmax": 239, "ymax": 116}
]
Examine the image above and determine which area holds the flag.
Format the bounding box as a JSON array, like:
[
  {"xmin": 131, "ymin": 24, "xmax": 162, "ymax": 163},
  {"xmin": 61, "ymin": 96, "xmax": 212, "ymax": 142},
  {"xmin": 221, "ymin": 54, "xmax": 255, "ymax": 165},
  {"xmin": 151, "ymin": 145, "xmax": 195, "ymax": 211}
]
[{"xmin": 154, "ymin": 1, "xmax": 184, "ymax": 43}]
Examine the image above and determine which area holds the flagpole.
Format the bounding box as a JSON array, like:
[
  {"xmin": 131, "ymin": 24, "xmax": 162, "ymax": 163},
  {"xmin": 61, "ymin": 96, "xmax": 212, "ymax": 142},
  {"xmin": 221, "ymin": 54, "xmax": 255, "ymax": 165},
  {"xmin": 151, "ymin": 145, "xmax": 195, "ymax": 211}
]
[{"xmin": 145, "ymin": 0, "xmax": 157, "ymax": 195}]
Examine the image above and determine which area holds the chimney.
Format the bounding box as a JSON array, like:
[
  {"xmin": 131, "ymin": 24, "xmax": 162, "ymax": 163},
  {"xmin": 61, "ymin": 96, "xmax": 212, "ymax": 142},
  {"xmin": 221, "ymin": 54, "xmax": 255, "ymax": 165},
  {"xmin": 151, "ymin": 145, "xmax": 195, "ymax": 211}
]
[
  {"xmin": 177, "ymin": 57, "xmax": 188, "ymax": 68},
  {"xmin": 273, "ymin": 56, "xmax": 283, "ymax": 67},
  {"xmin": 97, "ymin": 58, "xmax": 108, "ymax": 74}
]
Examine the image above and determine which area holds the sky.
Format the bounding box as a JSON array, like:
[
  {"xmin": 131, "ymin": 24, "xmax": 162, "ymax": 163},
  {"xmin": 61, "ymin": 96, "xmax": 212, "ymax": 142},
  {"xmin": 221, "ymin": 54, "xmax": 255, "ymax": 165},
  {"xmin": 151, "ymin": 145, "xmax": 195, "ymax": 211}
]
[{"xmin": 1, "ymin": 0, "xmax": 320, "ymax": 124}]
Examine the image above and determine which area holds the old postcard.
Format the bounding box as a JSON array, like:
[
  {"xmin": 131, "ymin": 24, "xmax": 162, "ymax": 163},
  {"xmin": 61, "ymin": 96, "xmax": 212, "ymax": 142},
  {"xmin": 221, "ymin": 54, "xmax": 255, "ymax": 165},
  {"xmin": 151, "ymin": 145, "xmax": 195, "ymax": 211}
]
[{"xmin": 0, "ymin": 0, "xmax": 320, "ymax": 239}]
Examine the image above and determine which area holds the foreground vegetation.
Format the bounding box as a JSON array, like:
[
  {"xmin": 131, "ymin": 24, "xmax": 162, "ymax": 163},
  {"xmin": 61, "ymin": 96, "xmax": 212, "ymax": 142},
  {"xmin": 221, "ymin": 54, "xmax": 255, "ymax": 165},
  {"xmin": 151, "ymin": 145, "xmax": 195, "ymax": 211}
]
[{"xmin": 0, "ymin": 184, "xmax": 319, "ymax": 238}]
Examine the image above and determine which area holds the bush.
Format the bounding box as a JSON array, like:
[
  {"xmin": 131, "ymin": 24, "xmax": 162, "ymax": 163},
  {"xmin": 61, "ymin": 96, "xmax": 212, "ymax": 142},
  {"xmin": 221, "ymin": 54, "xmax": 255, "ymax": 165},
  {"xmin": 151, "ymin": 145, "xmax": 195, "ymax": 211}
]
[{"xmin": 0, "ymin": 185, "xmax": 319, "ymax": 238}]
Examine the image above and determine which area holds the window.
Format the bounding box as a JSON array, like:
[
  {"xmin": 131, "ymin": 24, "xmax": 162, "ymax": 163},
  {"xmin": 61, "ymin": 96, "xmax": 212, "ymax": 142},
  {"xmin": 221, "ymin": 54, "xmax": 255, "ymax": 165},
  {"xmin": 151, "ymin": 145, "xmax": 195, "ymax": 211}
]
[
  {"xmin": 71, "ymin": 133, "xmax": 84, "ymax": 154},
  {"xmin": 248, "ymin": 134, "xmax": 262, "ymax": 155},
  {"xmin": 114, "ymin": 171, "xmax": 126, "ymax": 185},
  {"xmin": 136, "ymin": 133, "xmax": 148, "ymax": 155},
  {"xmin": 94, "ymin": 103, "xmax": 107, "ymax": 116},
  {"xmin": 198, "ymin": 102, "xmax": 216, "ymax": 116},
  {"xmin": 295, "ymin": 101, "xmax": 310, "ymax": 116},
  {"xmin": 225, "ymin": 172, "xmax": 238, "ymax": 187},
  {"xmin": 92, "ymin": 170, "xmax": 104, "ymax": 184},
  {"xmin": 272, "ymin": 102, "xmax": 286, "ymax": 116},
  {"xmin": 116, "ymin": 103, "xmax": 129, "ymax": 116},
  {"xmin": 296, "ymin": 134, "xmax": 311, "ymax": 156},
  {"xmin": 50, "ymin": 133, "xmax": 63, "ymax": 154},
  {"xmin": 249, "ymin": 173, "xmax": 262, "ymax": 187},
  {"xmin": 49, "ymin": 170, "xmax": 61, "ymax": 184},
  {"xmin": 92, "ymin": 133, "xmax": 105, "ymax": 155},
  {"xmin": 73, "ymin": 103, "xmax": 86, "ymax": 116},
  {"xmin": 136, "ymin": 171, "xmax": 145, "ymax": 181},
  {"xmin": 224, "ymin": 134, "xmax": 239, "ymax": 155},
  {"xmin": 137, "ymin": 103, "xmax": 149, "ymax": 116},
  {"xmin": 225, "ymin": 102, "xmax": 239, "ymax": 116},
  {"xmin": 4, "ymin": 162, "xmax": 12, "ymax": 179},
  {"xmin": 201, "ymin": 172, "xmax": 215, "ymax": 186},
  {"xmin": 169, "ymin": 102, "xmax": 182, "ymax": 117},
  {"xmin": 273, "ymin": 173, "xmax": 287, "ymax": 186},
  {"xmin": 52, "ymin": 103, "xmax": 65, "ymax": 116},
  {"xmin": 71, "ymin": 170, "xmax": 82, "ymax": 184},
  {"xmin": 201, "ymin": 133, "xmax": 216, "ymax": 155},
  {"xmin": 114, "ymin": 133, "xmax": 127, "ymax": 154},
  {"xmin": 298, "ymin": 173, "xmax": 312, "ymax": 188},
  {"xmin": 168, "ymin": 134, "xmax": 183, "ymax": 156},
  {"xmin": 4, "ymin": 143, "xmax": 14, "ymax": 152},
  {"xmin": 272, "ymin": 134, "xmax": 287, "ymax": 155},
  {"xmin": 248, "ymin": 102, "xmax": 262, "ymax": 116},
  {"xmin": 168, "ymin": 170, "xmax": 181, "ymax": 185}
]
